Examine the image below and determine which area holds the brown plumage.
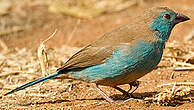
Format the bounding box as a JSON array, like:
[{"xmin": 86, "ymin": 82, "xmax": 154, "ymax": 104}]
[{"xmin": 57, "ymin": 7, "xmax": 166, "ymax": 71}]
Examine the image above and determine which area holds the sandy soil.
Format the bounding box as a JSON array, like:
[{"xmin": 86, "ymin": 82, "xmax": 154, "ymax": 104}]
[{"xmin": 0, "ymin": 0, "xmax": 194, "ymax": 109}]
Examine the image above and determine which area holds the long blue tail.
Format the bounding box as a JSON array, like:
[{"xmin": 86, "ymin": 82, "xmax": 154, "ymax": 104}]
[{"xmin": 4, "ymin": 72, "xmax": 60, "ymax": 96}]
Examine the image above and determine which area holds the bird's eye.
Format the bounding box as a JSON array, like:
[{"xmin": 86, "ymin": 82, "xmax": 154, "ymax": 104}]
[{"xmin": 163, "ymin": 14, "xmax": 171, "ymax": 20}]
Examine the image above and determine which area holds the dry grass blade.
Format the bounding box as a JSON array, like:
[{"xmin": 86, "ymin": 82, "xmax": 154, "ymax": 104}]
[
  {"xmin": 0, "ymin": 26, "xmax": 24, "ymax": 36},
  {"xmin": 66, "ymin": 19, "xmax": 80, "ymax": 45},
  {"xmin": 171, "ymin": 82, "xmax": 177, "ymax": 95},
  {"xmin": 173, "ymin": 62, "xmax": 194, "ymax": 67},
  {"xmin": 48, "ymin": 0, "xmax": 137, "ymax": 18},
  {"xmin": 186, "ymin": 53, "xmax": 194, "ymax": 64},
  {"xmin": 0, "ymin": 0, "xmax": 11, "ymax": 16},
  {"xmin": 164, "ymin": 41, "xmax": 194, "ymax": 71},
  {"xmin": 38, "ymin": 29, "xmax": 57, "ymax": 76},
  {"xmin": 170, "ymin": 72, "xmax": 175, "ymax": 79},
  {"xmin": 184, "ymin": 29, "xmax": 194, "ymax": 41},
  {"xmin": 0, "ymin": 39, "xmax": 8, "ymax": 53},
  {"xmin": 0, "ymin": 71, "xmax": 20, "ymax": 78},
  {"xmin": 172, "ymin": 62, "xmax": 194, "ymax": 71},
  {"xmin": 173, "ymin": 67, "xmax": 194, "ymax": 71},
  {"xmin": 157, "ymin": 82, "xmax": 194, "ymax": 88}
]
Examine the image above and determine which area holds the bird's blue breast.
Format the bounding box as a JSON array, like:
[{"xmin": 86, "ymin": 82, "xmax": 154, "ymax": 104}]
[{"xmin": 69, "ymin": 40, "xmax": 164, "ymax": 83}]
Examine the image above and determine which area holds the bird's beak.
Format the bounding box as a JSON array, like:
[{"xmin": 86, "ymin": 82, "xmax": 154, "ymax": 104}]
[{"xmin": 174, "ymin": 13, "xmax": 190, "ymax": 24}]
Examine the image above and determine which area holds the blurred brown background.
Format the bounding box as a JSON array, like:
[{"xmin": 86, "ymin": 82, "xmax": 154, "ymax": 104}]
[
  {"xmin": 0, "ymin": 0, "xmax": 193, "ymax": 49},
  {"xmin": 0, "ymin": 0, "xmax": 193, "ymax": 109}
]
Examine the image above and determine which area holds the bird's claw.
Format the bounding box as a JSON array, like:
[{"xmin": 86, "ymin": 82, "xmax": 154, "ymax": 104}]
[{"xmin": 127, "ymin": 80, "xmax": 140, "ymax": 95}]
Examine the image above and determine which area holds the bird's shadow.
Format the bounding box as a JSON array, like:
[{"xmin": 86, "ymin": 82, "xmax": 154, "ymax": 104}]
[
  {"xmin": 18, "ymin": 99, "xmax": 72, "ymax": 106},
  {"xmin": 78, "ymin": 91, "xmax": 158, "ymax": 101},
  {"xmin": 17, "ymin": 91, "xmax": 158, "ymax": 106},
  {"xmin": 18, "ymin": 90, "xmax": 194, "ymax": 107}
]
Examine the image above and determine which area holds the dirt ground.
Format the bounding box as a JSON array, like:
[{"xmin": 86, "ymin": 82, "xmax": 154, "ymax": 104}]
[{"xmin": 0, "ymin": 0, "xmax": 194, "ymax": 109}]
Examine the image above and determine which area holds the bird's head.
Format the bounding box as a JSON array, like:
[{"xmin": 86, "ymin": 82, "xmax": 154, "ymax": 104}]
[{"xmin": 146, "ymin": 7, "xmax": 190, "ymax": 42}]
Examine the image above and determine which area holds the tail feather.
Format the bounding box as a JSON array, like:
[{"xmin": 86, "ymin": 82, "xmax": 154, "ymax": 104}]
[{"xmin": 4, "ymin": 72, "xmax": 60, "ymax": 96}]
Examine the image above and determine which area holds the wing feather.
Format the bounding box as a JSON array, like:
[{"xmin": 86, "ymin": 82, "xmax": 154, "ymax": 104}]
[{"xmin": 57, "ymin": 20, "xmax": 155, "ymax": 72}]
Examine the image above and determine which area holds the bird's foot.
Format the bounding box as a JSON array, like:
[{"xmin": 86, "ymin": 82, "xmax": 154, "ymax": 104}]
[
  {"xmin": 95, "ymin": 82, "xmax": 140, "ymax": 104},
  {"xmin": 128, "ymin": 80, "xmax": 140, "ymax": 94},
  {"xmin": 113, "ymin": 86, "xmax": 133, "ymax": 99},
  {"xmin": 114, "ymin": 81, "xmax": 140, "ymax": 98},
  {"xmin": 95, "ymin": 85, "xmax": 122, "ymax": 105}
]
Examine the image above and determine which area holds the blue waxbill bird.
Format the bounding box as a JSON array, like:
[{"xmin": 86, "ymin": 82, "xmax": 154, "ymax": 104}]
[{"xmin": 4, "ymin": 7, "xmax": 190, "ymax": 103}]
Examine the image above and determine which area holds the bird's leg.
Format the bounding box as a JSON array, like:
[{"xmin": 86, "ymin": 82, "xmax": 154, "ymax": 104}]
[
  {"xmin": 95, "ymin": 82, "xmax": 140, "ymax": 104},
  {"xmin": 113, "ymin": 81, "xmax": 140, "ymax": 98},
  {"xmin": 127, "ymin": 84, "xmax": 132, "ymax": 93},
  {"xmin": 127, "ymin": 81, "xmax": 140, "ymax": 94},
  {"xmin": 95, "ymin": 85, "xmax": 121, "ymax": 104},
  {"xmin": 113, "ymin": 86, "xmax": 131, "ymax": 97},
  {"xmin": 127, "ymin": 81, "xmax": 140, "ymax": 97}
]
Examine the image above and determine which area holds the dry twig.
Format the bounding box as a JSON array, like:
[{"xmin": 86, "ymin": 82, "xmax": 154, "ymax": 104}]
[{"xmin": 38, "ymin": 29, "xmax": 57, "ymax": 76}]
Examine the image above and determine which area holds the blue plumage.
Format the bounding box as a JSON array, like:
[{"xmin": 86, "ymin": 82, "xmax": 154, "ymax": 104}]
[
  {"xmin": 4, "ymin": 72, "xmax": 60, "ymax": 96},
  {"xmin": 150, "ymin": 11, "xmax": 177, "ymax": 42},
  {"xmin": 70, "ymin": 40, "xmax": 163, "ymax": 85}
]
